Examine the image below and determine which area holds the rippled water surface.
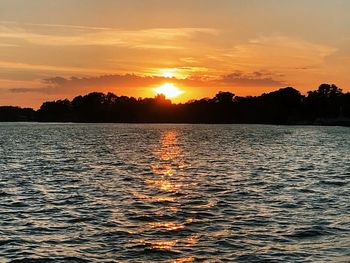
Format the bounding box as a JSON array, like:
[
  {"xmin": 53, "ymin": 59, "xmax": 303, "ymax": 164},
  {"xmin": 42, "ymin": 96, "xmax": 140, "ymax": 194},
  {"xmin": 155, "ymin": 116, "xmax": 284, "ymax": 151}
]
[{"xmin": 0, "ymin": 123, "xmax": 349, "ymax": 262}]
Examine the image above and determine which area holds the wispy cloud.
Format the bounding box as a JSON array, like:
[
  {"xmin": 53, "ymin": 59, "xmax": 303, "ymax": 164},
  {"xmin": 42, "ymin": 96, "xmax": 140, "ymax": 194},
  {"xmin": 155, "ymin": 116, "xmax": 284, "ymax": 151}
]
[
  {"xmin": 0, "ymin": 61, "xmax": 111, "ymax": 74},
  {"xmin": 0, "ymin": 22, "xmax": 217, "ymax": 49},
  {"xmin": 0, "ymin": 43, "xmax": 18, "ymax": 47},
  {"xmin": 223, "ymin": 35, "xmax": 337, "ymax": 68}
]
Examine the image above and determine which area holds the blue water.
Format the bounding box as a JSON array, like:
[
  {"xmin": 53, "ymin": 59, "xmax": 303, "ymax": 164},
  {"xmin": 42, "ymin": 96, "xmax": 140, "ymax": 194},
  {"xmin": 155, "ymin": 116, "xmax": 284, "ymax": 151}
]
[{"xmin": 0, "ymin": 123, "xmax": 349, "ymax": 262}]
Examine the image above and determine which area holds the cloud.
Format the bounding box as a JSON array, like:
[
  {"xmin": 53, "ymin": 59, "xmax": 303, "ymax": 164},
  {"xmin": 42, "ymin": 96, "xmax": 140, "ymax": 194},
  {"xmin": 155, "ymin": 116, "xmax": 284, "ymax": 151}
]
[
  {"xmin": 0, "ymin": 23, "xmax": 217, "ymax": 49},
  {"xmin": 8, "ymin": 70, "xmax": 286, "ymax": 95},
  {"xmin": 9, "ymin": 74, "xmax": 191, "ymax": 95},
  {"xmin": 224, "ymin": 35, "xmax": 337, "ymax": 68},
  {"xmin": 8, "ymin": 87, "xmax": 35, "ymax": 93},
  {"xmin": 0, "ymin": 61, "xmax": 110, "ymax": 74},
  {"xmin": 0, "ymin": 43, "xmax": 18, "ymax": 47},
  {"xmin": 218, "ymin": 71, "xmax": 286, "ymax": 87}
]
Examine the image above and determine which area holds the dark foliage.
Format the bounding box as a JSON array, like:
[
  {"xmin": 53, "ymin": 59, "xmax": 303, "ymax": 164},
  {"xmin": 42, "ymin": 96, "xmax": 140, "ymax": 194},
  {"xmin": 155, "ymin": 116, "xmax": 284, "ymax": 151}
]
[
  {"xmin": 1, "ymin": 84, "xmax": 350, "ymax": 125},
  {"xmin": 0, "ymin": 106, "xmax": 36, "ymax": 121}
]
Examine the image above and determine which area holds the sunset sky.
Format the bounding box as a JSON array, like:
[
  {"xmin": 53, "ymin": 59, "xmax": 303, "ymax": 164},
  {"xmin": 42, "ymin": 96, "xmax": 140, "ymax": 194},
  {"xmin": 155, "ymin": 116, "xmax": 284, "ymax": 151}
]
[{"xmin": 0, "ymin": 0, "xmax": 349, "ymax": 108}]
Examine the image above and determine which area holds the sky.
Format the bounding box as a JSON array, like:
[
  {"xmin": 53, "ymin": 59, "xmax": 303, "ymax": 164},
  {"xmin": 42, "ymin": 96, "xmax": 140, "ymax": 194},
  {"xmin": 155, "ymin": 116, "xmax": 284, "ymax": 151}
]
[{"xmin": 0, "ymin": 0, "xmax": 349, "ymax": 108}]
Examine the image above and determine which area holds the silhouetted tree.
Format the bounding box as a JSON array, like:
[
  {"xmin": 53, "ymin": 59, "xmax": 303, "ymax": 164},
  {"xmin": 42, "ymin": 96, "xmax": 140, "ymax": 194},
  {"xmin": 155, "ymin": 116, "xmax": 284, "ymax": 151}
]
[
  {"xmin": 37, "ymin": 99, "xmax": 72, "ymax": 122},
  {"xmin": 213, "ymin": 91, "xmax": 235, "ymax": 104},
  {"xmin": 0, "ymin": 106, "xmax": 36, "ymax": 121},
  {"xmin": 303, "ymin": 84, "xmax": 344, "ymax": 120},
  {"xmin": 2, "ymin": 84, "xmax": 349, "ymax": 125}
]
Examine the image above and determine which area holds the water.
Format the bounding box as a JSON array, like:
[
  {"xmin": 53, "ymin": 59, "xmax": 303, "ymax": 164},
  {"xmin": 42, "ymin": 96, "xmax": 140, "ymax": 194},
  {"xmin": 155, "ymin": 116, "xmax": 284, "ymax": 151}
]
[{"xmin": 0, "ymin": 123, "xmax": 349, "ymax": 262}]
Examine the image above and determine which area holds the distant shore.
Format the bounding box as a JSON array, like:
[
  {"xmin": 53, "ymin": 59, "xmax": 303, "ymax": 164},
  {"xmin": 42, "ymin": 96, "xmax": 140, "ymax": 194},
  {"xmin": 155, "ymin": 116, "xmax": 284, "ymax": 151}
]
[
  {"xmin": 1, "ymin": 84, "xmax": 349, "ymax": 126},
  {"xmin": 1, "ymin": 120, "xmax": 350, "ymax": 127}
]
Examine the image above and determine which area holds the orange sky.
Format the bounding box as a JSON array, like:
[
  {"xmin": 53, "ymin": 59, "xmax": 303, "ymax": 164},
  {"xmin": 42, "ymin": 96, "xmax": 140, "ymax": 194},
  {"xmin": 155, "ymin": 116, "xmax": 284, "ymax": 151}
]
[{"xmin": 0, "ymin": 0, "xmax": 349, "ymax": 108}]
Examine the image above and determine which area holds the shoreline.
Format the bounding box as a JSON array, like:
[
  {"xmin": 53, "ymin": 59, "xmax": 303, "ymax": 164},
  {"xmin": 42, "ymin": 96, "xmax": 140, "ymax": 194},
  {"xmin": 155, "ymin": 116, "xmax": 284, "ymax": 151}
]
[{"xmin": 1, "ymin": 120, "xmax": 349, "ymax": 127}]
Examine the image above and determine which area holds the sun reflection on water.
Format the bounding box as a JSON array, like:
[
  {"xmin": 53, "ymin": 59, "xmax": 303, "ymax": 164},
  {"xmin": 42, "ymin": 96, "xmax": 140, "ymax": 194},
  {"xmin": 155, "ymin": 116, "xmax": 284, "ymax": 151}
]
[
  {"xmin": 148, "ymin": 221, "xmax": 185, "ymax": 231},
  {"xmin": 139, "ymin": 129, "xmax": 197, "ymax": 260},
  {"xmin": 172, "ymin": 257, "xmax": 195, "ymax": 263},
  {"xmin": 148, "ymin": 130, "xmax": 185, "ymax": 191}
]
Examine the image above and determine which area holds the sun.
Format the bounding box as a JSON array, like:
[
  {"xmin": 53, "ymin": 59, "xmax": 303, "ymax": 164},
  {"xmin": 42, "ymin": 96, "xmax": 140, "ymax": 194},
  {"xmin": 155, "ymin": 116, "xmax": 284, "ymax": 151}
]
[
  {"xmin": 162, "ymin": 72, "xmax": 174, "ymax": 78},
  {"xmin": 160, "ymin": 68, "xmax": 176, "ymax": 78},
  {"xmin": 154, "ymin": 83, "xmax": 184, "ymax": 99}
]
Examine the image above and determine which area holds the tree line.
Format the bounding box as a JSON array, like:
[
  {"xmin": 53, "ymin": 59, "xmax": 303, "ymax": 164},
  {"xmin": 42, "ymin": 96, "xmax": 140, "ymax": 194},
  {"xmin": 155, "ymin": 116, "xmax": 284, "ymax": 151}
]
[{"xmin": 1, "ymin": 84, "xmax": 350, "ymax": 125}]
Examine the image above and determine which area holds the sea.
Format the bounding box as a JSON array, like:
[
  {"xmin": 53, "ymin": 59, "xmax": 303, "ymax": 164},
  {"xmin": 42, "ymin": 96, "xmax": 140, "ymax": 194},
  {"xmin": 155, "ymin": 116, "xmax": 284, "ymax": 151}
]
[{"xmin": 0, "ymin": 123, "xmax": 349, "ymax": 262}]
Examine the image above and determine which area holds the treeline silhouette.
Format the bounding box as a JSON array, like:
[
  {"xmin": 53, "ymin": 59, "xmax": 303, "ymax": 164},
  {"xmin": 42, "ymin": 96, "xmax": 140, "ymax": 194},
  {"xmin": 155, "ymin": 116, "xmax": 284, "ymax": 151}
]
[
  {"xmin": 1, "ymin": 84, "xmax": 350, "ymax": 125},
  {"xmin": 0, "ymin": 106, "xmax": 36, "ymax": 122}
]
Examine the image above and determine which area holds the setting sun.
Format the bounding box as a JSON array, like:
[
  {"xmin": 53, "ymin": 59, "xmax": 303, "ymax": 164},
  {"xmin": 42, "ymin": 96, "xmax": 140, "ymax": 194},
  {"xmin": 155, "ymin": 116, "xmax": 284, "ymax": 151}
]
[{"xmin": 154, "ymin": 83, "xmax": 184, "ymax": 99}]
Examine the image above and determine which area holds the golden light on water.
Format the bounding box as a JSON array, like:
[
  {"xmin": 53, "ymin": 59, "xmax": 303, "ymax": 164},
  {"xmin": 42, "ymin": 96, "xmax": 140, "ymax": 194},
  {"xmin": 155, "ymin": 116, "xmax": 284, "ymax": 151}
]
[
  {"xmin": 150, "ymin": 240, "xmax": 178, "ymax": 250},
  {"xmin": 149, "ymin": 221, "xmax": 185, "ymax": 231},
  {"xmin": 145, "ymin": 178, "xmax": 181, "ymax": 192},
  {"xmin": 154, "ymin": 83, "xmax": 184, "ymax": 99},
  {"xmin": 134, "ymin": 130, "xmax": 198, "ymax": 258}
]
